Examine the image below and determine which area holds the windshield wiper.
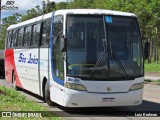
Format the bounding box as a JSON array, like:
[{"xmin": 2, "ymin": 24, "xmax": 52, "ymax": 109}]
[
  {"xmin": 90, "ymin": 39, "xmax": 108, "ymax": 78},
  {"xmin": 109, "ymin": 42, "xmax": 129, "ymax": 80}
]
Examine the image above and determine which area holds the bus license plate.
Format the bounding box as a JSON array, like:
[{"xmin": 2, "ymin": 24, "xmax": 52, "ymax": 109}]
[{"xmin": 102, "ymin": 98, "xmax": 115, "ymax": 102}]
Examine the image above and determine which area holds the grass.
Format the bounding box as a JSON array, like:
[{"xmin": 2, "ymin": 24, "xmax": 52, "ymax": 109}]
[
  {"xmin": 0, "ymin": 86, "xmax": 61, "ymax": 120},
  {"xmin": 145, "ymin": 79, "xmax": 160, "ymax": 85},
  {"xmin": 144, "ymin": 63, "xmax": 160, "ymax": 72}
]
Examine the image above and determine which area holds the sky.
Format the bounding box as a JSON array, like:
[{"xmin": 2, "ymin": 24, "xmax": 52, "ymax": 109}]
[{"xmin": 1, "ymin": 0, "xmax": 66, "ymax": 19}]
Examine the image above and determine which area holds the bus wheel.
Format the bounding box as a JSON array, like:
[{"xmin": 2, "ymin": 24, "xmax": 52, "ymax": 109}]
[
  {"xmin": 45, "ymin": 81, "xmax": 54, "ymax": 106},
  {"xmin": 12, "ymin": 73, "xmax": 19, "ymax": 90}
]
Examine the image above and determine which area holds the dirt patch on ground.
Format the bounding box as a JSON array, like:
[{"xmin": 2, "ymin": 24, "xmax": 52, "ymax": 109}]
[{"xmin": 145, "ymin": 72, "xmax": 160, "ymax": 77}]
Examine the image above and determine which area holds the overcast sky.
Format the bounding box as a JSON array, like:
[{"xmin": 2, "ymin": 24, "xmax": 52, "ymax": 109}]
[{"xmin": 1, "ymin": 0, "xmax": 66, "ymax": 19}]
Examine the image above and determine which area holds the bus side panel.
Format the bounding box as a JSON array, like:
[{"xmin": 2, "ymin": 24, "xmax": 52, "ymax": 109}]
[
  {"xmin": 5, "ymin": 49, "xmax": 23, "ymax": 87},
  {"xmin": 49, "ymin": 48, "xmax": 65, "ymax": 106},
  {"xmin": 5, "ymin": 49, "xmax": 13, "ymax": 82},
  {"xmin": 14, "ymin": 49, "xmax": 40, "ymax": 95}
]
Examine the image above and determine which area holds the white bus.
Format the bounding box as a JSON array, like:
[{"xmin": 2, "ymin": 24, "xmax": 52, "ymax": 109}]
[{"xmin": 5, "ymin": 9, "xmax": 144, "ymax": 107}]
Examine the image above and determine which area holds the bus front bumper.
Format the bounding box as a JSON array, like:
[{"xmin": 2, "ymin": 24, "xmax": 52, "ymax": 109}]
[{"xmin": 63, "ymin": 88, "xmax": 143, "ymax": 107}]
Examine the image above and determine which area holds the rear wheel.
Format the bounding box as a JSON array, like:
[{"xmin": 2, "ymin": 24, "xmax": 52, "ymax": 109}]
[
  {"xmin": 12, "ymin": 72, "xmax": 19, "ymax": 90},
  {"xmin": 45, "ymin": 81, "xmax": 54, "ymax": 106}
]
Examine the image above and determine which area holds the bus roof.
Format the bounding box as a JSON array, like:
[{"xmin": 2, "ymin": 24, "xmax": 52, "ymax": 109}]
[
  {"xmin": 56, "ymin": 9, "xmax": 136, "ymax": 16},
  {"xmin": 7, "ymin": 9, "xmax": 136, "ymax": 30}
]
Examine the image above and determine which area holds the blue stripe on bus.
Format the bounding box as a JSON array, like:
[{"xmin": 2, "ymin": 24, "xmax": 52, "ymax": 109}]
[{"xmin": 50, "ymin": 12, "xmax": 64, "ymax": 86}]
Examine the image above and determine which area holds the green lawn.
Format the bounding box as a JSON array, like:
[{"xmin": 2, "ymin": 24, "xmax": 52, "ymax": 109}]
[
  {"xmin": 0, "ymin": 86, "xmax": 60, "ymax": 120},
  {"xmin": 144, "ymin": 63, "xmax": 160, "ymax": 72}
]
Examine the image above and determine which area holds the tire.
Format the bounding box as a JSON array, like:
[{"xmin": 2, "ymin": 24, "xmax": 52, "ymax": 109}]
[
  {"xmin": 12, "ymin": 72, "xmax": 19, "ymax": 90},
  {"xmin": 45, "ymin": 81, "xmax": 54, "ymax": 106}
]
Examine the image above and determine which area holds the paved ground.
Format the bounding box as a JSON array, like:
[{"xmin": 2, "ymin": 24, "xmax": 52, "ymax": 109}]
[
  {"xmin": 0, "ymin": 78, "xmax": 160, "ymax": 120},
  {"xmin": 145, "ymin": 76, "xmax": 160, "ymax": 80},
  {"xmin": 145, "ymin": 72, "xmax": 160, "ymax": 77},
  {"xmin": 145, "ymin": 72, "xmax": 160, "ymax": 80}
]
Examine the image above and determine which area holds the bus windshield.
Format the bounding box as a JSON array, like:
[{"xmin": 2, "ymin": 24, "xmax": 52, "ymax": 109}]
[{"xmin": 66, "ymin": 15, "xmax": 143, "ymax": 80}]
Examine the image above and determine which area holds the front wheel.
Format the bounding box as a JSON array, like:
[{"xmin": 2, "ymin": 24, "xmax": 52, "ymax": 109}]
[{"xmin": 45, "ymin": 81, "xmax": 54, "ymax": 106}]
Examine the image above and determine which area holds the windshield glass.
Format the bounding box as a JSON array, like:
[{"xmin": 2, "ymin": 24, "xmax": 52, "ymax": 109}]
[
  {"xmin": 66, "ymin": 15, "xmax": 143, "ymax": 80},
  {"xmin": 106, "ymin": 16, "xmax": 143, "ymax": 78}
]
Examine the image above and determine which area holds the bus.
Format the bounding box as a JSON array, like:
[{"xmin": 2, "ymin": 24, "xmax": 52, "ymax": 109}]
[{"xmin": 5, "ymin": 9, "xmax": 144, "ymax": 107}]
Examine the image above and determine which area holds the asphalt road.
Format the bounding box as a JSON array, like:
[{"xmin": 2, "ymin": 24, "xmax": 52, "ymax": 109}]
[{"xmin": 0, "ymin": 79, "xmax": 160, "ymax": 120}]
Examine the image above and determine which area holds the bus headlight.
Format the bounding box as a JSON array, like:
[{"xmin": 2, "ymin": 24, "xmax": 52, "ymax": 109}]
[
  {"xmin": 65, "ymin": 82, "xmax": 86, "ymax": 91},
  {"xmin": 130, "ymin": 82, "xmax": 144, "ymax": 91}
]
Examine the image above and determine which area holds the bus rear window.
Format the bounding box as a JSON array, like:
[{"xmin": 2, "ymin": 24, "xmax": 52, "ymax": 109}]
[{"xmin": 6, "ymin": 31, "xmax": 12, "ymax": 48}]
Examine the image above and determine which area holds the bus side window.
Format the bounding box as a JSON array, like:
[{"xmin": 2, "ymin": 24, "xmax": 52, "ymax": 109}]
[
  {"xmin": 10, "ymin": 30, "xmax": 17, "ymax": 48},
  {"xmin": 17, "ymin": 28, "xmax": 24, "ymax": 47},
  {"xmin": 23, "ymin": 26, "xmax": 31, "ymax": 47},
  {"xmin": 31, "ymin": 24, "xmax": 40, "ymax": 47},
  {"xmin": 6, "ymin": 31, "xmax": 9, "ymax": 48},
  {"xmin": 9, "ymin": 30, "xmax": 14, "ymax": 48},
  {"xmin": 53, "ymin": 16, "xmax": 64, "ymax": 80},
  {"xmin": 40, "ymin": 20, "xmax": 50, "ymax": 47},
  {"xmin": 13, "ymin": 30, "xmax": 17, "ymax": 47},
  {"xmin": 7, "ymin": 31, "xmax": 12, "ymax": 48}
]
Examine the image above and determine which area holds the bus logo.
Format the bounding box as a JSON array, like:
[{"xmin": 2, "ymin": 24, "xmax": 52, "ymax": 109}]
[
  {"xmin": 107, "ymin": 87, "xmax": 112, "ymax": 91},
  {"xmin": 6, "ymin": 1, "xmax": 15, "ymax": 5},
  {"xmin": 1, "ymin": 1, "xmax": 18, "ymax": 10}
]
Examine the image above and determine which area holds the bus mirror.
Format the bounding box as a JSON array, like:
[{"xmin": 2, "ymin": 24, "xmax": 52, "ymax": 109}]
[
  {"xmin": 144, "ymin": 42, "xmax": 150, "ymax": 60},
  {"xmin": 60, "ymin": 37, "xmax": 66, "ymax": 52}
]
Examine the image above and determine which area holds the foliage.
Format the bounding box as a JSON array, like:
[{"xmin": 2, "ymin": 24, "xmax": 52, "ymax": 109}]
[
  {"xmin": 145, "ymin": 62, "xmax": 160, "ymax": 72},
  {"xmin": 21, "ymin": 8, "xmax": 40, "ymax": 22},
  {"xmin": 0, "ymin": 13, "xmax": 21, "ymax": 49}
]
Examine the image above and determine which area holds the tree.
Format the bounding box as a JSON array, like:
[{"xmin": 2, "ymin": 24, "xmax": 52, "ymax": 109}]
[
  {"xmin": 56, "ymin": 2, "xmax": 68, "ymax": 10},
  {"xmin": 21, "ymin": 8, "xmax": 39, "ymax": 21},
  {"xmin": 43, "ymin": 1, "xmax": 56, "ymax": 13},
  {"xmin": 0, "ymin": 13, "xmax": 21, "ymax": 49}
]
